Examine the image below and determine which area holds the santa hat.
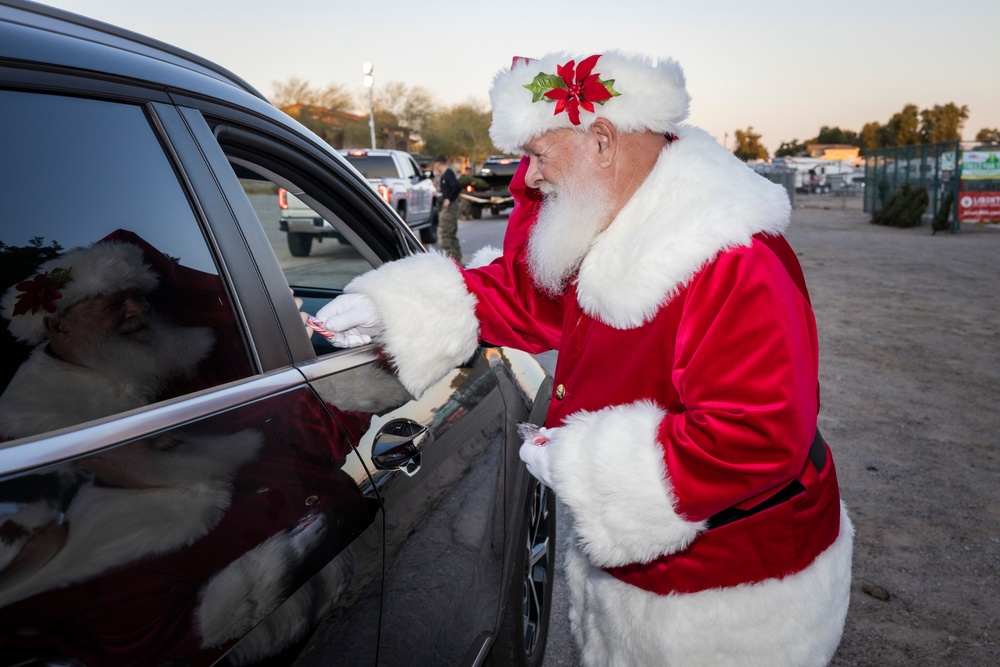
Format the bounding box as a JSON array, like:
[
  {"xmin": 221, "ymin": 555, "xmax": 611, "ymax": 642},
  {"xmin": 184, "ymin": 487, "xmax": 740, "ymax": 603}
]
[
  {"xmin": 1, "ymin": 241, "xmax": 160, "ymax": 345},
  {"xmin": 489, "ymin": 50, "xmax": 691, "ymax": 154}
]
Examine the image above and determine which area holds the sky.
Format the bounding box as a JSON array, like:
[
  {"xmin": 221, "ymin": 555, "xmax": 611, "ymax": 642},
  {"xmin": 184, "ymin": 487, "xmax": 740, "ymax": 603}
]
[{"xmin": 39, "ymin": 0, "xmax": 1000, "ymax": 154}]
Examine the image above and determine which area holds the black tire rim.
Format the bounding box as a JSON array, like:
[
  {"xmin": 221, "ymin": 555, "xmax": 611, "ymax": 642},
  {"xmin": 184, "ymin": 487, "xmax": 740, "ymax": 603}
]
[{"xmin": 521, "ymin": 480, "xmax": 551, "ymax": 656}]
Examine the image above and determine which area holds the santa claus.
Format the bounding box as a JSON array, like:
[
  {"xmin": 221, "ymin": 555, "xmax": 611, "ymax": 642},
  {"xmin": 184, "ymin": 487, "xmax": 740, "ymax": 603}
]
[
  {"xmin": 0, "ymin": 240, "xmax": 369, "ymax": 664},
  {"xmin": 0, "ymin": 240, "xmax": 215, "ymax": 439},
  {"xmin": 318, "ymin": 50, "xmax": 853, "ymax": 666}
]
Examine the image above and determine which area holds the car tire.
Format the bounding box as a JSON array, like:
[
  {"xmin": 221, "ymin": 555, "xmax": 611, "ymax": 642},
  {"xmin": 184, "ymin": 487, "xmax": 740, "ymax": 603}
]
[
  {"xmin": 287, "ymin": 232, "xmax": 313, "ymax": 257},
  {"xmin": 420, "ymin": 206, "xmax": 439, "ymax": 244},
  {"xmin": 487, "ymin": 478, "xmax": 556, "ymax": 667},
  {"xmin": 470, "ymin": 205, "xmax": 483, "ymax": 220}
]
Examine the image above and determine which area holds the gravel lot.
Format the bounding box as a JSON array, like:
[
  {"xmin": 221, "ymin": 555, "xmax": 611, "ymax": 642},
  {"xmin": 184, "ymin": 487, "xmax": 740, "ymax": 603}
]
[
  {"xmin": 530, "ymin": 196, "xmax": 1000, "ymax": 666},
  {"xmin": 791, "ymin": 197, "xmax": 1000, "ymax": 666}
]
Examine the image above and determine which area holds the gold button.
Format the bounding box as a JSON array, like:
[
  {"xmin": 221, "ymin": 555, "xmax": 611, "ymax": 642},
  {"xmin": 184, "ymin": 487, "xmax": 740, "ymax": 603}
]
[{"xmin": 555, "ymin": 384, "xmax": 565, "ymax": 400}]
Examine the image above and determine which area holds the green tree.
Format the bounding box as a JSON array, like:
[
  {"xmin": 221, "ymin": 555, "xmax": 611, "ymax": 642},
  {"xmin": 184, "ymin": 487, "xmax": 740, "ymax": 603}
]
[
  {"xmin": 775, "ymin": 139, "xmax": 808, "ymax": 157},
  {"xmin": 919, "ymin": 103, "xmax": 969, "ymax": 143},
  {"xmin": 814, "ymin": 126, "xmax": 859, "ymax": 146},
  {"xmin": 732, "ymin": 126, "xmax": 769, "ymax": 161},
  {"xmin": 975, "ymin": 127, "xmax": 1000, "ymax": 143},
  {"xmin": 883, "ymin": 103, "xmax": 922, "ymax": 146},
  {"xmin": 859, "ymin": 121, "xmax": 884, "ymax": 151},
  {"xmin": 422, "ymin": 102, "xmax": 494, "ymax": 167}
]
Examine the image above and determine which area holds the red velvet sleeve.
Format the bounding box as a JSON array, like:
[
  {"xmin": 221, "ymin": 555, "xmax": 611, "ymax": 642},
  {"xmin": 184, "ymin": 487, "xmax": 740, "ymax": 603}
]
[
  {"xmin": 461, "ymin": 158, "xmax": 565, "ymax": 353},
  {"xmin": 662, "ymin": 240, "xmax": 820, "ymax": 520}
]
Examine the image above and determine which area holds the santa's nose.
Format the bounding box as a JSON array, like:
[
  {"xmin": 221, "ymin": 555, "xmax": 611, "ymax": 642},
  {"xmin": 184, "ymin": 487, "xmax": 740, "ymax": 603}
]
[
  {"xmin": 122, "ymin": 294, "xmax": 150, "ymax": 319},
  {"xmin": 524, "ymin": 158, "xmax": 545, "ymax": 190}
]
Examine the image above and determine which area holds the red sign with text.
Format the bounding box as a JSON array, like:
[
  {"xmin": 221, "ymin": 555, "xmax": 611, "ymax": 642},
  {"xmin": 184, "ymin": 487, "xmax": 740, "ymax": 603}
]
[{"xmin": 958, "ymin": 192, "xmax": 1000, "ymax": 222}]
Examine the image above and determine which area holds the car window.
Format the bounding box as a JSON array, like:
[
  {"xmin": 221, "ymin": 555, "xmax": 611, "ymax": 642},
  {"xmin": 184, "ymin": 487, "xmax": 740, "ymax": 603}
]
[
  {"xmin": 341, "ymin": 153, "xmax": 397, "ymax": 179},
  {"xmin": 218, "ymin": 145, "xmax": 378, "ymax": 357},
  {"xmin": 400, "ymin": 156, "xmax": 416, "ymax": 179},
  {"xmin": 0, "ymin": 91, "xmax": 253, "ymax": 442}
]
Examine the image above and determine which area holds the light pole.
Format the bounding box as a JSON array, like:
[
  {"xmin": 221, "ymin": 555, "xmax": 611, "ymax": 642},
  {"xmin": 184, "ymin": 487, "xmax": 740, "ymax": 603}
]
[{"xmin": 362, "ymin": 62, "xmax": 376, "ymax": 149}]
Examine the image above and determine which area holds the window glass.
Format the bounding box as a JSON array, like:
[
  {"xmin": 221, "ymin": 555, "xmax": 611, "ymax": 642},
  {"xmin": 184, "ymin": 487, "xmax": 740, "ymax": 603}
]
[
  {"xmin": 0, "ymin": 91, "xmax": 252, "ymax": 441},
  {"xmin": 341, "ymin": 153, "xmax": 397, "ymax": 179},
  {"xmin": 401, "ymin": 157, "xmax": 417, "ymax": 179},
  {"xmin": 227, "ymin": 158, "xmax": 374, "ymax": 356}
]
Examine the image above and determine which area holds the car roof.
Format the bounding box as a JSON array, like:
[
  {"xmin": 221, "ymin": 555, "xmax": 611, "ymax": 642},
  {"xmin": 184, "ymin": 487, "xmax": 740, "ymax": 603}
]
[{"xmin": 0, "ymin": 0, "xmax": 266, "ymax": 103}]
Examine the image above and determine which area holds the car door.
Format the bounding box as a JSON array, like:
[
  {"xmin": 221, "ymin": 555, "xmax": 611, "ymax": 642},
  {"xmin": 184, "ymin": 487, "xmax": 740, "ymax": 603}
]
[
  {"xmin": 403, "ymin": 153, "xmax": 432, "ymax": 222},
  {"xmin": 193, "ymin": 111, "xmax": 511, "ymax": 665},
  {"xmin": 0, "ymin": 84, "xmax": 380, "ymax": 666}
]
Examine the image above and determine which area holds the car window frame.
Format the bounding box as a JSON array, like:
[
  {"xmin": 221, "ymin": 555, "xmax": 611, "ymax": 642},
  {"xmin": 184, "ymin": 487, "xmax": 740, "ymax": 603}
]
[{"xmin": 176, "ymin": 103, "xmax": 422, "ymax": 365}]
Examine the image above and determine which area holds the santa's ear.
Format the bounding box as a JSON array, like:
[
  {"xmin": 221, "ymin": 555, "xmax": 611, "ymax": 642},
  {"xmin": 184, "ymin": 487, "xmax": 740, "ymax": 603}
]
[
  {"xmin": 43, "ymin": 315, "xmax": 68, "ymax": 338},
  {"xmin": 591, "ymin": 118, "xmax": 617, "ymax": 168}
]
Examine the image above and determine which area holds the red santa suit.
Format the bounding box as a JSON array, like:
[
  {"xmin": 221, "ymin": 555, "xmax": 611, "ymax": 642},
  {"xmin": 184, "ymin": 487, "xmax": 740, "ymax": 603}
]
[{"xmin": 343, "ymin": 123, "xmax": 852, "ymax": 665}]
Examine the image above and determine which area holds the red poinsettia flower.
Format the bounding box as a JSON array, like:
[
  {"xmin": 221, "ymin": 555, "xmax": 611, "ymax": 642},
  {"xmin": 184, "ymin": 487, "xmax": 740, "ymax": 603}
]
[
  {"xmin": 543, "ymin": 55, "xmax": 614, "ymax": 125},
  {"xmin": 12, "ymin": 270, "xmax": 65, "ymax": 316},
  {"xmin": 0, "ymin": 519, "xmax": 30, "ymax": 544}
]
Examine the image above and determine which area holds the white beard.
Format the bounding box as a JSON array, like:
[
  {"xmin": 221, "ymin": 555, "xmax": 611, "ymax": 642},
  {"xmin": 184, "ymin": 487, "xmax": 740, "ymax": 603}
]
[
  {"xmin": 526, "ymin": 170, "xmax": 614, "ymax": 295},
  {"xmin": 73, "ymin": 313, "xmax": 215, "ymax": 401}
]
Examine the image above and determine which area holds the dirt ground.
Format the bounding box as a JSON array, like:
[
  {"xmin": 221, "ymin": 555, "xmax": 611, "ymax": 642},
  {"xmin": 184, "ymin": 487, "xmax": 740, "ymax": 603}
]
[
  {"xmin": 788, "ymin": 196, "xmax": 1000, "ymax": 665},
  {"xmin": 536, "ymin": 195, "xmax": 1000, "ymax": 666}
]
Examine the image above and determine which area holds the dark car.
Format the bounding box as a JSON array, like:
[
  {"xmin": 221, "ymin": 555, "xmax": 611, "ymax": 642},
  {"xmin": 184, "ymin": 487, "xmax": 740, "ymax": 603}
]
[
  {"xmin": 0, "ymin": 2, "xmax": 554, "ymax": 666},
  {"xmin": 461, "ymin": 157, "xmax": 521, "ymax": 219}
]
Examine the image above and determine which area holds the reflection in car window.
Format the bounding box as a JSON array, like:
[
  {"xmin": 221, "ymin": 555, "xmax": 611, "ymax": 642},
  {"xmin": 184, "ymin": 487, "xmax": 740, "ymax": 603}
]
[{"xmin": 0, "ymin": 91, "xmax": 253, "ymax": 441}]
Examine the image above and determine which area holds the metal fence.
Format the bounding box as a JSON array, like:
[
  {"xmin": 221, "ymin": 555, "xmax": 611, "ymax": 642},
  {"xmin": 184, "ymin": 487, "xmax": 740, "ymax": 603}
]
[{"xmin": 863, "ymin": 141, "xmax": 1000, "ymax": 233}]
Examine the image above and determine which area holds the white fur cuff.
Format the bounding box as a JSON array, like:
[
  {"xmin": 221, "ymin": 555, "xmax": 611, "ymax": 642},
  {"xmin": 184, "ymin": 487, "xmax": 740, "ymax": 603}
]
[
  {"xmin": 346, "ymin": 252, "xmax": 480, "ymax": 398},
  {"xmin": 548, "ymin": 401, "xmax": 703, "ymax": 567}
]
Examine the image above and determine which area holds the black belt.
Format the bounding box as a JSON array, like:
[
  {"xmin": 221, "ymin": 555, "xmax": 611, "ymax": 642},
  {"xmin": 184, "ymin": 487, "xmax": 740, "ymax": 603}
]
[{"xmin": 705, "ymin": 428, "xmax": 826, "ymax": 531}]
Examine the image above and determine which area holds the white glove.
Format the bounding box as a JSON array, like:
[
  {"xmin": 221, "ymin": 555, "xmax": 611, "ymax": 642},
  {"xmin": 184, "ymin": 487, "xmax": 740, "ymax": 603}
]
[
  {"xmin": 518, "ymin": 427, "xmax": 554, "ymax": 488},
  {"xmin": 316, "ymin": 293, "xmax": 384, "ymax": 348}
]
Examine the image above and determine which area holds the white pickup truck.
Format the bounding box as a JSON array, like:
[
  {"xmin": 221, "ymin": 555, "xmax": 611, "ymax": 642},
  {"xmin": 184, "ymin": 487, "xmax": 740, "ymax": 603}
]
[{"xmin": 279, "ymin": 148, "xmax": 438, "ymax": 257}]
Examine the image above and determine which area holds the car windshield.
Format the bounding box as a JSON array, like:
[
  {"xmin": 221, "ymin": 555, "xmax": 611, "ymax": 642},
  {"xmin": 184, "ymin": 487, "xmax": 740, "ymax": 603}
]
[{"xmin": 343, "ymin": 154, "xmax": 397, "ymax": 179}]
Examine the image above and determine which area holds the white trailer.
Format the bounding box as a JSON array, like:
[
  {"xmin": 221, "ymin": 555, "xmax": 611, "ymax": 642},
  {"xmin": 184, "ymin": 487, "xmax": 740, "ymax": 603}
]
[{"xmin": 772, "ymin": 157, "xmax": 859, "ymax": 193}]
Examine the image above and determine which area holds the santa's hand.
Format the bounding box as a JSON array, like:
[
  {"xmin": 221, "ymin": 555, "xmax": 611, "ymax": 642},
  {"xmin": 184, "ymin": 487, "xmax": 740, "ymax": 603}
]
[
  {"xmin": 518, "ymin": 429, "xmax": 554, "ymax": 488},
  {"xmin": 316, "ymin": 293, "xmax": 384, "ymax": 348}
]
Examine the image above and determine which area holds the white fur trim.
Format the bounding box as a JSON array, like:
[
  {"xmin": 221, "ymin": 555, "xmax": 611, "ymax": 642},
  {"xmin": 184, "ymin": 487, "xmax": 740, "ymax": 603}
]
[
  {"xmin": 566, "ymin": 503, "xmax": 854, "ymax": 667},
  {"xmin": 575, "ymin": 126, "xmax": 792, "ymax": 329},
  {"xmin": 0, "ymin": 430, "xmax": 262, "ymax": 608},
  {"xmin": 309, "ymin": 362, "xmax": 412, "ymax": 413},
  {"xmin": 222, "ymin": 549, "xmax": 357, "ymax": 665},
  {"xmin": 2, "ymin": 242, "xmax": 159, "ymax": 345},
  {"xmin": 466, "ymin": 244, "xmax": 503, "ymax": 269},
  {"xmin": 197, "ymin": 531, "xmax": 297, "ymax": 647},
  {"xmin": 345, "ymin": 251, "xmax": 480, "ymax": 398},
  {"xmin": 0, "ymin": 326, "xmax": 214, "ymax": 441},
  {"xmin": 0, "ymin": 481, "xmax": 234, "ymax": 607},
  {"xmin": 489, "ymin": 50, "xmax": 690, "ymax": 154},
  {"xmin": 548, "ymin": 400, "xmax": 703, "ymax": 567}
]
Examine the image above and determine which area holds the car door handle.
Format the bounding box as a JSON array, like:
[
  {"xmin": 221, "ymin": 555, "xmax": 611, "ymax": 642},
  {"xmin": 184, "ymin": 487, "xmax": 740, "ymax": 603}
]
[{"xmin": 372, "ymin": 419, "xmax": 431, "ymax": 476}]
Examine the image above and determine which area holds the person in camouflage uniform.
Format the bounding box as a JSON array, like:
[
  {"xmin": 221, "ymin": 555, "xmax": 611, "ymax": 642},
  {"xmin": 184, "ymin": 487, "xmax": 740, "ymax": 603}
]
[{"xmin": 433, "ymin": 154, "xmax": 462, "ymax": 263}]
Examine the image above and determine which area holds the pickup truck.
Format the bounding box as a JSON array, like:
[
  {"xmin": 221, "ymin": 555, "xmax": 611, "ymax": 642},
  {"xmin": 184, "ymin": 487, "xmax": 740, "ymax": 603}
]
[
  {"xmin": 340, "ymin": 149, "xmax": 438, "ymax": 240},
  {"xmin": 460, "ymin": 156, "xmax": 520, "ymax": 219},
  {"xmin": 278, "ymin": 148, "xmax": 438, "ymax": 257}
]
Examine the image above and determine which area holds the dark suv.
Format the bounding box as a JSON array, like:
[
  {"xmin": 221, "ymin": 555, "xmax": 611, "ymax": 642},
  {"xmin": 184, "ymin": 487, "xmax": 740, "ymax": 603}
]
[{"xmin": 0, "ymin": 2, "xmax": 554, "ymax": 666}]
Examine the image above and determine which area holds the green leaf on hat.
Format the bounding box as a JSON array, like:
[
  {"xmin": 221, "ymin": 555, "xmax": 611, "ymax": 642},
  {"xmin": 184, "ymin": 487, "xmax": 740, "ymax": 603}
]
[
  {"xmin": 523, "ymin": 72, "xmax": 567, "ymax": 103},
  {"xmin": 595, "ymin": 77, "xmax": 621, "ymax": 105}
]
